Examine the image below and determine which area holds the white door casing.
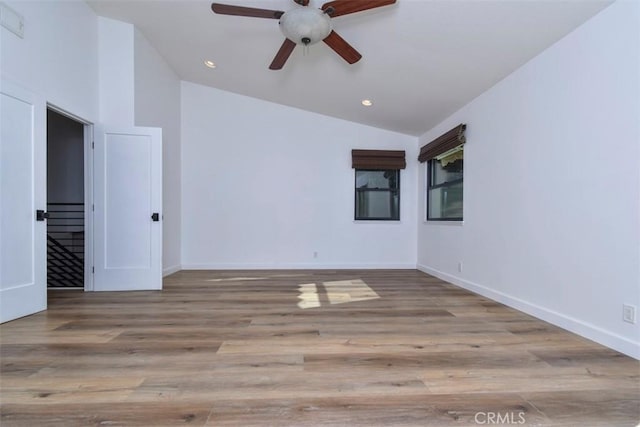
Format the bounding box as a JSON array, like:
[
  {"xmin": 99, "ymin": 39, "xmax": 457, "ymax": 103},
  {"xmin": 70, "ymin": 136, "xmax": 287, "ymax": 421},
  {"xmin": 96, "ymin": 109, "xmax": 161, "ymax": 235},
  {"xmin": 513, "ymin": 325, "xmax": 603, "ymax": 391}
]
[
  {"xmin": 93, "ymin": 127, "xmax": 162, "ymax": 291},
  {"xmin": 0, "ymin": 80, "xmax": 47, "ymax": 322}
]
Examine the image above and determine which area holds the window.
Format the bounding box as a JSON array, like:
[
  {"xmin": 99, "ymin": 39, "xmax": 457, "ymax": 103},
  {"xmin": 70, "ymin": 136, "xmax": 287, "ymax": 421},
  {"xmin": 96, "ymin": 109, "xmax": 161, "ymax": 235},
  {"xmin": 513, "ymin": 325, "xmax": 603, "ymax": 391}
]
[
  {"xmin": 351, "ymin": 150, "xmax": 405, "ymax": 221},
  {"xmin": 427, "ymin": 148, "xmax": 463, "ymax": 220},
  {"xmin": 355, "ymin": 169, "xmax": 400, "ymax": 220},
  {"xmin": 418, "ymin": 123, "xmax": 466, "ymax": 221}
]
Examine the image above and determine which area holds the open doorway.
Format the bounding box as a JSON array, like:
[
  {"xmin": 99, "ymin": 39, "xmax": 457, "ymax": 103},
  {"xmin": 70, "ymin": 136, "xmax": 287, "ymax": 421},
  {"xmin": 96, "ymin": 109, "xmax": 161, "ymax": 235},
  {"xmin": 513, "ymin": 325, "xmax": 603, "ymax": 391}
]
[{"xmin": 46, "ymin": 108, "xmax": 91, "ymax": 290}]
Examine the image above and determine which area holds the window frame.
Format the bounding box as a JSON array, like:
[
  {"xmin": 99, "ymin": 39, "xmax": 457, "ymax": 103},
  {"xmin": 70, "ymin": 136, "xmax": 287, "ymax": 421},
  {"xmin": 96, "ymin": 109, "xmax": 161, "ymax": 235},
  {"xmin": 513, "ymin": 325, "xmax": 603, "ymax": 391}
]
[
  {"xmin": 354, "ymin": 169, "xmax": 401, "ymax": 221},
  {"xmin": 426, "ymin": 156, "xmax": 463, "ymax": 222}
]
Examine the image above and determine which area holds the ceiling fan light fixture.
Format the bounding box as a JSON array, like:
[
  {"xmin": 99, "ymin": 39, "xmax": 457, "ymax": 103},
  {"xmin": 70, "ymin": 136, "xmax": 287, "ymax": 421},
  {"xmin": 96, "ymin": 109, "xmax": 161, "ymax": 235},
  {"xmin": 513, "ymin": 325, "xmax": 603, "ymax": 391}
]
[
  {"xmin": 204, "ymin": 60, "xmax": 217, "ymax": 68},
  {"xmin": 210, "ymin": 1, "xmax": 398, "ymax": 69},
  {"xmin": 279, "ymin": 8, "xmax": 332, "ymax": 46}
]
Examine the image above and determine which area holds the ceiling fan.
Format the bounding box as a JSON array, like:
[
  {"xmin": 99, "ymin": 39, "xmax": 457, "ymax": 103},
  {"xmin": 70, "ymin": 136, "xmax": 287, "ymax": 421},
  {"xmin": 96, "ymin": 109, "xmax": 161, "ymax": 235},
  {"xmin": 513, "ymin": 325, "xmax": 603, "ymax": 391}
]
[{"xmin": 211, "ymin": 0, "xmax": 397, "ymax": 70}]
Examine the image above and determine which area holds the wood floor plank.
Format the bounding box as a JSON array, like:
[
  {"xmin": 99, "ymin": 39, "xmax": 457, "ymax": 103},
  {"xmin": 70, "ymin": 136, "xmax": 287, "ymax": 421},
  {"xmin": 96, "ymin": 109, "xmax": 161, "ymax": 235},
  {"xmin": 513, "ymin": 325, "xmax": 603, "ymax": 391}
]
[
  {"xmin": 0, "ymin": 330, "xmax": 122, "ymax": 345},
  {"xmin": 1, "ymin": 269, "xmax": 638, "ymax": 426},
  {"xmin": 205, "ymin": 394, "xmax": 551, "ymax": 426},
  {"xmin": 303, "ymin": 350, "xmax": 550, "ymax": 372},
  {"xmin": 0, "ymin": 403, "xmax": 213, "ymax": 427},
  {"xmin": 0, "ymin": 376, "xmax": 144, "ymax": 404},
  {"xmin": 529, "ymin": 347, "xmax": 639, "ymax": 366},
  {"xmin": 128, "ymin": 370, "xmax": 430, "ymax": 402},
  {"xmin": 520, "ymin": 389, "xmax": 640, "ymax": 426},
  {"xmin": 421, "ymin": 366, "xmax": 639, "ymax": 394}
]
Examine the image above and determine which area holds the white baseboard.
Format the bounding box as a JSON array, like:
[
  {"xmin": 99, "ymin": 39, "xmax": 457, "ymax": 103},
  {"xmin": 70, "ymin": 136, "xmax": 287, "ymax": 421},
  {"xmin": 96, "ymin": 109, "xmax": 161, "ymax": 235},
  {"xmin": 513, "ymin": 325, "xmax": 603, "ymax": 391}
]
[
  {"xmin": 162, "ymin": 264, "xmax": 182, "ymax": 277},
  {"xmin": 181, "ymin": 262, "xmax": 417, "ymax": 270},
  {"xmin": 417, "ymin": 264, "xmax": 640, "ymax": 360}
]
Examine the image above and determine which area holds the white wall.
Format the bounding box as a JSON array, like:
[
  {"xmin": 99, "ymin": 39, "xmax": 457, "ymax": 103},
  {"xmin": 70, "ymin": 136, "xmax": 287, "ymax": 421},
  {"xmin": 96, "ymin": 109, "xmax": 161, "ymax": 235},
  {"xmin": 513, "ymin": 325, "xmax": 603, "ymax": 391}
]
[
  {"xmin": 417, "ymin": 0, "xmax": 640, "ymax": 358},
  {"xmin": 181, "ymin": 82, "xmax": 418, "ymax": 269},
  {"xmin": 98, "ymin": 17, "xmax": 134, "ymax": 126},
  {"xmin": 1, "ymin": 1, "xmax": 99, "ymax": 121},
  {"xmin": 134, "ymin": 29, "xmax": 182, "ymax": 276}
]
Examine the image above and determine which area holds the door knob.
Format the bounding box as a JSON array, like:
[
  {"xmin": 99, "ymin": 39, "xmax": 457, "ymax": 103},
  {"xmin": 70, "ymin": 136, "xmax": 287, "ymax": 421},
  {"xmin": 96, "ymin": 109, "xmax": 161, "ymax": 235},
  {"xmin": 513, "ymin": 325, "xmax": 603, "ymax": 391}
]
[{"xmin": 36, "ymin": 210, "xmax": 49, "ymax": 221}]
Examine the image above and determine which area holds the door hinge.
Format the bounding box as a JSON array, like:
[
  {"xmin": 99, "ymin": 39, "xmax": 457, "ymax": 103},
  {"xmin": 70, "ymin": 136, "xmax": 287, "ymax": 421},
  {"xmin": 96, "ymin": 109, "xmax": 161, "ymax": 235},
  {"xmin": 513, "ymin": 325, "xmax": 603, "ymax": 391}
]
[
  {"xmin": 92, "ymin": 266, "xmax": 95, "ymax": 273},
  {"xmin": 92, "ymin": 204, "xmax": 94, "ymax": 212},
  {"xmin": 91, "ymin": 141, "xmax": 95, "ymax": 149}
]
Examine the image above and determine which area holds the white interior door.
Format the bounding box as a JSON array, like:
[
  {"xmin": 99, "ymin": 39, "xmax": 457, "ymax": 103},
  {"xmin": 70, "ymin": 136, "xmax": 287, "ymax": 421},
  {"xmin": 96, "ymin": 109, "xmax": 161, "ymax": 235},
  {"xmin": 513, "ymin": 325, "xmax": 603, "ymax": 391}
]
[
  {"xmin": 93, "ymin": 127, "xmax": 162, "ymax": 291},
  {"xmin": 0, "ymin": 81, "xmax": 47, "ymax": 322}
]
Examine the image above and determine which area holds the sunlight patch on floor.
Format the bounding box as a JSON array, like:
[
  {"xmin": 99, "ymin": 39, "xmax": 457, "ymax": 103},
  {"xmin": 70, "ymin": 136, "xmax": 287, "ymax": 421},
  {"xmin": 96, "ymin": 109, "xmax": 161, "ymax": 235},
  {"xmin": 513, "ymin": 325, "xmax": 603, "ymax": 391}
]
[
  {"xmin": 297, "ymin": 279, "xmax": 379, "ymax": 309},
  {"xmin": 323, "ymin": 279, "xmax": 380, "ymax": 305},
  {"xmin": 297, "ymin": 283, "xmax": 321, "ymax": 309}
]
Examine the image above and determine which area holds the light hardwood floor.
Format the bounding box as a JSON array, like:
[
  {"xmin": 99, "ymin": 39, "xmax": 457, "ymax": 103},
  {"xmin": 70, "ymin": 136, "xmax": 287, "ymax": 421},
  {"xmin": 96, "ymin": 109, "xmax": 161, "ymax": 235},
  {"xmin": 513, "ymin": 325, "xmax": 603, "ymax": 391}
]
[{"xmin": 1, "ymin": 270, "xmax": 638, "ymax": 426}]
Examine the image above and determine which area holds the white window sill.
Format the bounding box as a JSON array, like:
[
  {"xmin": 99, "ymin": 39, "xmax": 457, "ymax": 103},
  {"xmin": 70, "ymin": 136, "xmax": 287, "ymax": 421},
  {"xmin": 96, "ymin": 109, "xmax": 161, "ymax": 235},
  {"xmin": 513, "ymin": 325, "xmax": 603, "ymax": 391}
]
[
  {"xmin": 423, "ymin": 220, "xmax": 464, "ymax": 226},
  {"xmin": 354, "ymin": 220, "xmax": 403, "ymax": 225}
]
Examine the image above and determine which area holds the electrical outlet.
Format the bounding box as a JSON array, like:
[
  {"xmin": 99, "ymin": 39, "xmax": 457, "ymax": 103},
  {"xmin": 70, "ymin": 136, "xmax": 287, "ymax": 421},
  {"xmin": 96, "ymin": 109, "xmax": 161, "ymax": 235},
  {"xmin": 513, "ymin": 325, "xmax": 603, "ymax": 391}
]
[{"xmin": 623, "ymin": 304, "xmax": 636, "ymax": 324}]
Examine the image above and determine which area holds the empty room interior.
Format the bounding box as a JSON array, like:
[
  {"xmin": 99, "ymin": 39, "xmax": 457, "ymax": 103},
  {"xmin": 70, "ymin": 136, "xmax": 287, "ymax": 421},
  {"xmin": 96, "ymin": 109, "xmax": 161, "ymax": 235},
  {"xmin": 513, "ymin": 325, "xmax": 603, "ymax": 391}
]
[{"xmin": 0, "ymin": 0, "xmax": 638, "ymax": 426}]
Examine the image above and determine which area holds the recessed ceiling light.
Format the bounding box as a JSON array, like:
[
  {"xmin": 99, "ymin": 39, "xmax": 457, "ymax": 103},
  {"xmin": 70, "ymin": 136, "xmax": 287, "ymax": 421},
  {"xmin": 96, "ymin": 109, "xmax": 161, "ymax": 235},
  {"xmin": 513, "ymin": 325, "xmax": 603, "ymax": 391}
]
[
  {"xmin": 204, "ymin": 60, "xmax": 217, "ymax": 69},
  {"xmin": 361, "ymin": 99, "xmax": 373, "ymax": 107}
]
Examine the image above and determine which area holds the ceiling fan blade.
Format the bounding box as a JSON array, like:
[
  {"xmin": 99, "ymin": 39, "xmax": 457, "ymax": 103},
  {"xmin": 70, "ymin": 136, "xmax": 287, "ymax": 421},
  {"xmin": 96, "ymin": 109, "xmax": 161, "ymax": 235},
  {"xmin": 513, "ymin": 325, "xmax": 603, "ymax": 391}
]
[
  {"xmin": 211, "ymin": 3, "xmax": 284, "ymax": 19},
  {"xmin": 323, "ymin": 30, "xmax": 362, "ymax": 64},
  {"xmin": 321, "ymin": 0, "xmax": 396, "ymax": 17},
  {"xmin": 269, "ymin": 38, "xmax": 297, "ymax": 70}
]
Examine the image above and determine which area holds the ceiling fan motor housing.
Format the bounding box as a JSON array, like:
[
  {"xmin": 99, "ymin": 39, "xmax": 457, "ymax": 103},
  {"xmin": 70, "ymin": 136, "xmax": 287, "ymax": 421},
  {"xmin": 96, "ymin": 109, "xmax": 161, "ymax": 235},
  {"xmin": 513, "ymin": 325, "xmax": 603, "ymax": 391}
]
[{"xmin": 279, "ymin": 8, "xmax": 332, "ymax": 46}]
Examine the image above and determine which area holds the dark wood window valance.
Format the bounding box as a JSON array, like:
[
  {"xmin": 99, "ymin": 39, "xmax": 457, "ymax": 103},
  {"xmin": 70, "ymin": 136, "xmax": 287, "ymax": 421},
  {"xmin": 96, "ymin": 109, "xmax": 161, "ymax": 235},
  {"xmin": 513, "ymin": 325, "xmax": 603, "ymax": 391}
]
[
  {"xmin": 351, "ymin": 150, "xmax": 406, "ymax": 170},
  {"xmin": 418, "ymin": 124, "xmax": 467, "ymax": 163}
]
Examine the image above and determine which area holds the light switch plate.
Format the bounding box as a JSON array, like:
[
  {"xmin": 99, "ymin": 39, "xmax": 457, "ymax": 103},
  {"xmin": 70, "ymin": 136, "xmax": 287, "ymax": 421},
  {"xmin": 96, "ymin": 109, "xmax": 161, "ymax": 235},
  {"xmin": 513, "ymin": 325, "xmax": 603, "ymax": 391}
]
[
  {"xmin": 1, "ymin": 2, "xmax": 24, "ymax": 39},
  {"xmin": 623, "ymin": 304, "xmax": 636, "ymax": 324}
]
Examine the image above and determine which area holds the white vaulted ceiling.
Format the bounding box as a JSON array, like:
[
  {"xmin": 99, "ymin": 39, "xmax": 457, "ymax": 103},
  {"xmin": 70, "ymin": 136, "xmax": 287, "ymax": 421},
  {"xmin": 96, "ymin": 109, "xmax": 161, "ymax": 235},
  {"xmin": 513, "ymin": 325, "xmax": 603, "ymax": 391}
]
[{"xmin": 87, "ymin": 0, "xmax": 612, "ymax": 136}]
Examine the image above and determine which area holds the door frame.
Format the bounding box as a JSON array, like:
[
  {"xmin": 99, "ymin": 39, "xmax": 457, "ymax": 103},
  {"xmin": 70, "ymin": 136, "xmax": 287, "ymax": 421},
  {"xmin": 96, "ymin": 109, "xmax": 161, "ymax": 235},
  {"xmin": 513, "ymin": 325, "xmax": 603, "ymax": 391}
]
[{"xmin": 46, "ymin": 104, "xmax": 94, "ymax": 291}]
